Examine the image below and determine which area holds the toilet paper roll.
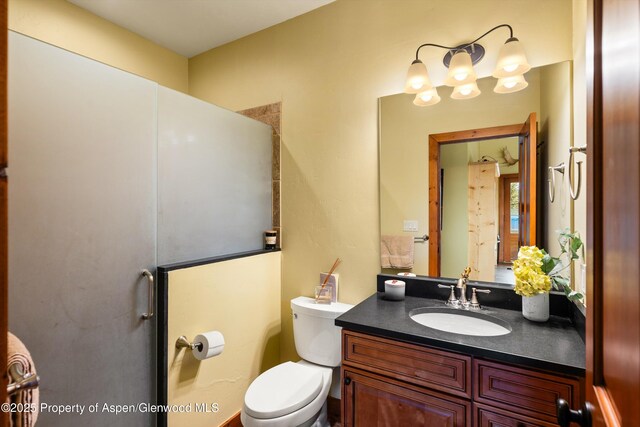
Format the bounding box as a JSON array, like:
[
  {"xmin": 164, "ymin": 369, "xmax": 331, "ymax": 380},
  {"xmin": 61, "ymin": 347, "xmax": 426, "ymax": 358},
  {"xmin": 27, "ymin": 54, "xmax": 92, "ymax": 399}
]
[{"xmin": 192, "ymin": 331, "xmax": 225, "ymax": 360}]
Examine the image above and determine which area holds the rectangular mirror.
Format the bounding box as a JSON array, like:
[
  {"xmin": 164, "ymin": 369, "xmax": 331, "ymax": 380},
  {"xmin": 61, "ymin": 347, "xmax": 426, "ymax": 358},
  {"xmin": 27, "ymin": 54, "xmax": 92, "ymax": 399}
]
[{"xmin": 380, "ymin": 61, "xmax": 584, "ymax": 287}]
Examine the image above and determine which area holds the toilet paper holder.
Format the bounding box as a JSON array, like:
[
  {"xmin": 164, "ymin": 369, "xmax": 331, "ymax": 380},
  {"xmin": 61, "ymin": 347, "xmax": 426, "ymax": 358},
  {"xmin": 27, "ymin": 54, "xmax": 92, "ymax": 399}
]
[{"xmin": 175, "ymin": 335, "xmax": 203, "ymax": 352}]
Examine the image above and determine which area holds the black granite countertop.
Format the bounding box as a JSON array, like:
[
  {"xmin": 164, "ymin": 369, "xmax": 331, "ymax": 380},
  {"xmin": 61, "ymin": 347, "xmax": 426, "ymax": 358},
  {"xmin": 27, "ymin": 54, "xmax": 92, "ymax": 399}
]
[{"xmin": 336, "ymin": 293, "xmax": 586, "ymax": 377}]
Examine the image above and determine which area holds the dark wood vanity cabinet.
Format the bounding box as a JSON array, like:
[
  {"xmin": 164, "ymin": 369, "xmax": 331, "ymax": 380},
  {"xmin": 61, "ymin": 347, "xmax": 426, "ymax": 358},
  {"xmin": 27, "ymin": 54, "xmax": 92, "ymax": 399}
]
[
  {"xmin": 341, "ymin": 331, "xmax": 583, "ymax": 427},
  {"xmin": 342, "ymin": 369, "xmax": 470, "ymax": 427}
]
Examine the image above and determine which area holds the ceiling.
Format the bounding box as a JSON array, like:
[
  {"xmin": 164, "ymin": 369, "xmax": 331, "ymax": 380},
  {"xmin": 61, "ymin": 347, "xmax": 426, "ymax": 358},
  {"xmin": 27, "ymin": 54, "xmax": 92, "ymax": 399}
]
[{"xmin": 68, "ymin": 0, "xmax": 335, "ymax": 58}]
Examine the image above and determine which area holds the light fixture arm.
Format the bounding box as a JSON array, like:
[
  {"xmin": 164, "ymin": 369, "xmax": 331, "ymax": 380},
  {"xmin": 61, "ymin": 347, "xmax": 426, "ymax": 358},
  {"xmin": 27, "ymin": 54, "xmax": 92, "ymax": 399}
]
[{"xmin": 414, "ymin": 24, "xmax": 514, "ymax": 60}]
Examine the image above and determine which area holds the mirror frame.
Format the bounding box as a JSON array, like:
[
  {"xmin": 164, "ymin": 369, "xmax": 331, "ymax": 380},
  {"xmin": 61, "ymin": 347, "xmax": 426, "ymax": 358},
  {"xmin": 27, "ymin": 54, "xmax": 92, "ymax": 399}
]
[{"xmin": 428, "ymin": 114, "xmax": 537, "ymax": 276}]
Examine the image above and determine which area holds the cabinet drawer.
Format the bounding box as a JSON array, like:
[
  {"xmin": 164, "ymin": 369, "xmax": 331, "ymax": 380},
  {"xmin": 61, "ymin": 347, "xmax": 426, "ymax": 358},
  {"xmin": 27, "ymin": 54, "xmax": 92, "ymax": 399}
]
[
  {"xmin": 343, "ymin": 368, "xmax": 470, "ymax": 427},
  {"xmin": 474, "ymin": 359, "xmax": 581, "ymax": 423},
  {"xmin": 343, "ymin": 331, "xmax": 471, "ymax": 398},
  {"xmin": 475, "ymin": 403, "xmax": 559, "ymax": 427}
]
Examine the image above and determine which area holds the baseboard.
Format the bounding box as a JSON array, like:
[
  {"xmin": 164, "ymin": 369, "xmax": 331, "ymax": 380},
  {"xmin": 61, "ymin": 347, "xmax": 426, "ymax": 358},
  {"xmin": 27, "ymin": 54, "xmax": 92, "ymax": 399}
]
[{"xmin": 219, "ymin": 411, "xmax": 242, "ymax": 427}]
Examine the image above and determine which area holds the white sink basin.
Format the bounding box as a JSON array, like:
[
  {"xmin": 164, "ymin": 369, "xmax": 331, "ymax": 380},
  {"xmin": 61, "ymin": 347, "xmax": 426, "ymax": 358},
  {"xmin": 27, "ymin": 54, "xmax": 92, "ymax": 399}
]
[{"xmin": 409, "ymin": 307, "xmax": 512, "ymax": 337}]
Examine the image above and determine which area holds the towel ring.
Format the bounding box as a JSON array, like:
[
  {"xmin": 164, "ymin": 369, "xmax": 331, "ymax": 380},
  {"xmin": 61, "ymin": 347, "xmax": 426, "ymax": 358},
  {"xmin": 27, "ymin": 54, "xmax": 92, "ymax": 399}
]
[
  {"xmin": 548, "ymin": 162, "xmax": 565, "ymax": 203},
  {"xmin": 568, "ymin": 146, "xmax": 587, "ymax": 200}
]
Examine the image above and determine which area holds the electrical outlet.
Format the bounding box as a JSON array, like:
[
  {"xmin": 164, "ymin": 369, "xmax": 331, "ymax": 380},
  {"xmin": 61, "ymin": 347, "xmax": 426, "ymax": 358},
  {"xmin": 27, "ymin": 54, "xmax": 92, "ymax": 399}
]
[{"xmin": 403, "ymin": 220, "xmax": 418, "ymax": 232}]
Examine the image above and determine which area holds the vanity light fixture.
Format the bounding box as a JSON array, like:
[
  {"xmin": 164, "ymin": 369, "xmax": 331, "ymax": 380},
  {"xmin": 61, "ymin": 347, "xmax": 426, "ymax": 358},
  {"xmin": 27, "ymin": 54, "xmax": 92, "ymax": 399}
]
[
  {"xmin": 404, "ymin": 24, "xmax": 530, "ymax": 106},
  {"xmin": 444, "ymin": 50, "xmax": 477, "ymax": 86},
  {"xmin": 404, "ymin": 60, "xmax": 432, "ymax": 93},
  {"xmin": 494, "ymin": 74, "xmax": 529, "ymax": 94},
  {"xmin": 413, "ymin": 88, "xmax": 442, "ymax": 106},
  {"xmin": 451, "ymin": 82, "xmax": 481, "ymax": 100}
]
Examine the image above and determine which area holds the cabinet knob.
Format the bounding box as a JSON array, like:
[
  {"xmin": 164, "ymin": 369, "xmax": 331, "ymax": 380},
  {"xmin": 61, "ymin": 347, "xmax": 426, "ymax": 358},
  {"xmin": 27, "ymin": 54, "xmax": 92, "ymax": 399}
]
[
  {"xmin": 344, "ymin": 377, "xmax": 352, "ymax": 385},
  {"xmin": 556, "ymin": 398, "xmax": 593, "ymax": 427}
]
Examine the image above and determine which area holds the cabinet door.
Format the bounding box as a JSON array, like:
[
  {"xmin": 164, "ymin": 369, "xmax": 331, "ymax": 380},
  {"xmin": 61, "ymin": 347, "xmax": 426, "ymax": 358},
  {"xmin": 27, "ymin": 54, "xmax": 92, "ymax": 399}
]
[
  {"xmin": 343, "ymin": 331, "xmax": 471, "ymax": 398},
  {"xmin": 474, "ymin": 359, "xmax": 581, "ymax": 423},
  {"xmin": 474, "ymin": 403, "xmax": 558, "ymax": 427},
  {"xmin": 343, "ymin": 368, "xmax": 470, "ymax": 427}
]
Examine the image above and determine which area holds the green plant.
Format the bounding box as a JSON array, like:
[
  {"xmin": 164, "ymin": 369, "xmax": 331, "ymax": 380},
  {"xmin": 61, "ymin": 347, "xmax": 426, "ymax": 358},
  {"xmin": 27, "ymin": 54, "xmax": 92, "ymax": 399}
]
[{"xmin": 540, "ymin": 229, "xmax": 584, "ymax": 301}]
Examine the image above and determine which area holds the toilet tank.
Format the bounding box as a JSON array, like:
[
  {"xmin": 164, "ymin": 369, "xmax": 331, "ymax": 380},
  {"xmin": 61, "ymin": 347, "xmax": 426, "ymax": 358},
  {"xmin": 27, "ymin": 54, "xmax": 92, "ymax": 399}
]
[{"xmin": 291, "ymin": 297, "xmax": 353, "ymax": 367}]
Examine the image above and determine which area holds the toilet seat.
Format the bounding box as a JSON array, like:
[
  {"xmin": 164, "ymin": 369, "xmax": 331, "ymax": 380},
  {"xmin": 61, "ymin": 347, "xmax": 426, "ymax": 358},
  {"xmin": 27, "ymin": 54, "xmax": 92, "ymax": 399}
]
[{"xmin": 244, "ymin": 361, "xmax": 323, "ymax": 419}]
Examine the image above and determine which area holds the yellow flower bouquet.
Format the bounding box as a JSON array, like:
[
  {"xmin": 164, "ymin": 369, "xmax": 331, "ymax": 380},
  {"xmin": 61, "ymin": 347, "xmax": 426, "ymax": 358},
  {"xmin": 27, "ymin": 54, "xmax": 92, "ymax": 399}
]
[
  {"xmin": 513, "ymin": 246, "xmax": 551, "ymax": 296},
  {"xmin": 514, "ymin": 230, "xmax": 584, "ymax": 301}
]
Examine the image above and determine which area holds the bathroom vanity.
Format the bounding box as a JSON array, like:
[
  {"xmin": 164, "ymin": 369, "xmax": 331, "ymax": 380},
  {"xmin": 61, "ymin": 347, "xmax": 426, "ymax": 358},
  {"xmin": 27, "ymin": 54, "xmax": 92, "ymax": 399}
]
[{"xmin": 336, "ymin": 276, "xmax": 585, "ymax": 427}]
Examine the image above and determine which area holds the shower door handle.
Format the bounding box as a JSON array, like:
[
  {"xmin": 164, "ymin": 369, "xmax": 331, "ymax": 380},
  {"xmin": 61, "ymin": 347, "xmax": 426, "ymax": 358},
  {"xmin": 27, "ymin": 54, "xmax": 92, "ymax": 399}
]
[{"xmin": 141, "ymin": 269, "xmax": 155, "ymax": 320}]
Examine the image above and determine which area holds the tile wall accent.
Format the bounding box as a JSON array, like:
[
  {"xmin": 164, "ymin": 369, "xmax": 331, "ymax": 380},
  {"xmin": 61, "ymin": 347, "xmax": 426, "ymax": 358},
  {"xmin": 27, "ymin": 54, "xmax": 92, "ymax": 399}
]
[{"xmin": 238, "ymin": 102, "xmax": 282, "ymax": 247}]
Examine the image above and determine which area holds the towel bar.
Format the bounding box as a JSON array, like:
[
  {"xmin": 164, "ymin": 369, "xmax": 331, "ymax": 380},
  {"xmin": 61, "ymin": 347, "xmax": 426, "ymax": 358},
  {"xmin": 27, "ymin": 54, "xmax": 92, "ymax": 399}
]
[{"xmin": 6, "ymin": 363, "xmax": 39, "ymax": 396}]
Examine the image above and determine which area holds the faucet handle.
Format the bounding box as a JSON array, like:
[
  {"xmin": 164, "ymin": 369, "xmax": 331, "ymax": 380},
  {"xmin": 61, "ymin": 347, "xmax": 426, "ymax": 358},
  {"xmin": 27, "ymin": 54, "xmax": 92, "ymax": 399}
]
[
  {"xmin": 438, "ymin": 284, "xmax": 459, "ymax": 307},
  {"xmin": 469, "ymin": 288, "xmax": 491, "ymax": 310}
]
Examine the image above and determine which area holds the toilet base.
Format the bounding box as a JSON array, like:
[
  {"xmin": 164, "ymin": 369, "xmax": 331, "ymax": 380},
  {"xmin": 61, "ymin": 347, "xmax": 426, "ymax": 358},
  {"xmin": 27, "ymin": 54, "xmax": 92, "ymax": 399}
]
[
  {"xmin": 242, "ymin": 360, "xmax": 333, "ymax": 427},
  {"xmin": 242, "ymin": 400, "xmax": 329, "ymax": 427},
  {"xmin": 305, "ymin": 401, "xmax": 329, "ymax": 427}
]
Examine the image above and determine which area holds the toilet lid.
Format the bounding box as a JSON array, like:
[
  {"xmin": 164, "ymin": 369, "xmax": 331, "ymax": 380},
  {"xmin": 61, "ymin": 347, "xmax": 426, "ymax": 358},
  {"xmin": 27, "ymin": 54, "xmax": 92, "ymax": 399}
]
[{"xmin": 244, "ymin": 361, "xmax": 323, "ymax": 419}]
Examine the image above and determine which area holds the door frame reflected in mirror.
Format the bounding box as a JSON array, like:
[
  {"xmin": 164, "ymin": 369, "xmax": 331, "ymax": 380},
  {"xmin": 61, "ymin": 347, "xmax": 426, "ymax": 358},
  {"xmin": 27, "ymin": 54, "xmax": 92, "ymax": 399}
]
[{"xmin": 428, "ymin": 114, "xmax": 537, "ymax": 277}]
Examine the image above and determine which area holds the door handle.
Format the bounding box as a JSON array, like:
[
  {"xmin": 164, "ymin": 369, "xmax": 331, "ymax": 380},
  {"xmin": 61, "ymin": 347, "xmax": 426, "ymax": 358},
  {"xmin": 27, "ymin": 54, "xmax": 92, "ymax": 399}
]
[
  {"xmin": 557, "ymin": 398, "xmax": 593, "ymax": 427},
  {"xmin": 141, "ymin": 269, "xmax": 154, "ymax": 320}
]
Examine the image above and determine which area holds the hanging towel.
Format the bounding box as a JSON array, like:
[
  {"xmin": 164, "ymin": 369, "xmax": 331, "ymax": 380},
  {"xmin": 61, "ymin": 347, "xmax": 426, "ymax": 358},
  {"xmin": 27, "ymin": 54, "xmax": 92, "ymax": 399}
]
[
  {"xmin": 381, "ymin": 235, "xmax": 414, "ymax": 269},
  {"xmin": 7, "ymin": 332, "xmax": 39, "ymax": 427}
]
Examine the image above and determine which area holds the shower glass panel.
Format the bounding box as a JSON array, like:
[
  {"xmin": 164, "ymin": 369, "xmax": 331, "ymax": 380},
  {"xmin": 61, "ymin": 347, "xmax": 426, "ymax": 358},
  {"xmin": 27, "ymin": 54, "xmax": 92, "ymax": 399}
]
[
  {"xmin": 8, "ymin": 32, "xmax": 273, "ymax": 427},
  {"xmin": 157, "ymin": 87, "xmax": 272, "ymax": 265},
  {"xmin": 8, "ymin": 32, "xmax": 157, "ymax": 426}
]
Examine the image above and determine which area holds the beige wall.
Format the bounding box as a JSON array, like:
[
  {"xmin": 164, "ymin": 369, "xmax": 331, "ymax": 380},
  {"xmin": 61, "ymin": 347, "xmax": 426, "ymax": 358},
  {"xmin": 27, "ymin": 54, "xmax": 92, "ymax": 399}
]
[
  {"xmin": 188, "ymin": 0, "xmax": 574, "ymax": 362},
  {"xmin": 440, "ymin": 143, "xmax": 473, "ymax": 278},
  {"xmin": 540, "ymin": 62, "xmax": 573, "ymax": 255},
  {"xmin": 167, "ymin": 252, "xmax": 281, "ymax": 427},
  {"xmin": 9, "ymin": 0, "xmax": 188, "ymax": 92},
  {"xmin": 380, "ymin": 71, "xmax": 541, "ymax": 276}
]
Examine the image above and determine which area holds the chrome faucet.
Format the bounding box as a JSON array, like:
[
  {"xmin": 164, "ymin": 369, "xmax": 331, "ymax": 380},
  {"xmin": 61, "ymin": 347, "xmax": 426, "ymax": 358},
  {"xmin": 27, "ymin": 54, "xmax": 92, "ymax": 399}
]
[{"xmin": 456, "ymin": 267, "xmax": 472, "ymax": 308}]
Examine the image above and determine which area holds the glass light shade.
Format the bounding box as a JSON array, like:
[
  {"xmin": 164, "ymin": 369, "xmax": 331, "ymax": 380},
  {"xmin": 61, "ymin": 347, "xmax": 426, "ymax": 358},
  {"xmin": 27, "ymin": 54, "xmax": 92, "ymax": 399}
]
[
  {"xmin": 451, "ymin": 82, "xmax": 481, "ymax": 99},
  {"xmin": 494, "ymin": 74, "xmax": 529, "ymax": 93},
  {"xmin": 493, "ymin": 37, "xmax": 531, "ymax": 78},
  {"xmin": 444, "ymin": 51, "xmax": 477, "ymax": 86},
  {"xmin": 404, "ymin": 60, "xmax": 433, "ymax": 94},
  {"xmin": 413, "ymin": 88, "xmax": 441, "ymax": 106}
]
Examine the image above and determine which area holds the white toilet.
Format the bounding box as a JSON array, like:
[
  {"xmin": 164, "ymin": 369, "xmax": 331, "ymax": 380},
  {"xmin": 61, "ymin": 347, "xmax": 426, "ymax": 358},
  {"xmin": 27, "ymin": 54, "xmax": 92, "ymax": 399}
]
[{"xmin": 241, "ymin": 296, "xmax": 353, "ymax": 427}]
